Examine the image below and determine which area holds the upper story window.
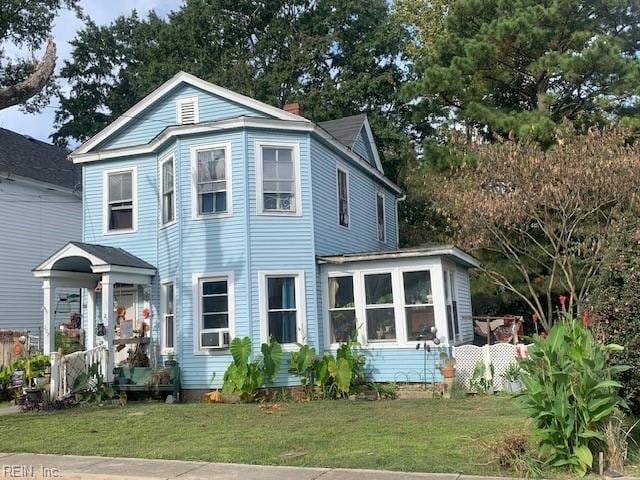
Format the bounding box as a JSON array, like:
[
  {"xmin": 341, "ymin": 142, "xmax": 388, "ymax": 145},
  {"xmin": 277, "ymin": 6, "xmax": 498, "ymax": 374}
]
[
  {"xmin": 257, "ymin": 143, "xmax": 300, "ymax": 215},
  {"xmin": 192, "ymin": 143, "xmax": 231, "ymax": 218},
  {"xmin": 105, "ymin": 168, "xmax": 136, "ymax": 233},
  {"xmin": 376, "ymin": 192, "xmax": 386, "ymax": 242},
  {"xmin": 161, "ymin": 155, "xmax": 175, "ymax": 225},
  {"xmin": 177, "ymin": 97, "xmax": 199, "ymax": 124},
  {"xmin": 337, "ymin": 168, "xmax": 349, "ymax": 227}
]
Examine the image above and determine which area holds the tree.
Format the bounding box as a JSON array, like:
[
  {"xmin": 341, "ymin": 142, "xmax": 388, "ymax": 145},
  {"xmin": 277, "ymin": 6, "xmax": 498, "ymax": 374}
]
[
  {"xmin": 418, "ymin": 128, "xmax": 640, "ymax": 330},
  {"xmin": 0, "ymin": 0, "xmax": 81, "ymax": 111},
  {"xmin": 53, "ymin": 0, "xmax": 411, "ymax": 180},
  {"xmin": 399, "ymin": 0, "xmax": 640, "ymax": 144}
]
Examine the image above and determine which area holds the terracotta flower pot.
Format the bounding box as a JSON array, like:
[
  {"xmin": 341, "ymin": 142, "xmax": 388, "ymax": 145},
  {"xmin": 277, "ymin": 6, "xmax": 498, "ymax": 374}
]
[{"xmin": 440, "ymin": 366, "xmax": 456, "ymax": 379}]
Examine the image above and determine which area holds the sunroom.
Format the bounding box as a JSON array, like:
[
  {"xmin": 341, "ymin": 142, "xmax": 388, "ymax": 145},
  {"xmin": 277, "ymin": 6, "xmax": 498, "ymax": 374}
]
[{"xmin": 318, "ymin": 246, "xmax": 480, "ymax": 349}]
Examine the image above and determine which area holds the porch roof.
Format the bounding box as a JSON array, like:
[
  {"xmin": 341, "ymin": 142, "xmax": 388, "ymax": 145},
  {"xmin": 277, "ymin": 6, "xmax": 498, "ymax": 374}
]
[
  {"xmin": 317, "ymin": 245, "xmax": 480, "ymax": 269},
  {"xmin": 33, "ymin": 241, "xmax": 156, "ymax": 277}
]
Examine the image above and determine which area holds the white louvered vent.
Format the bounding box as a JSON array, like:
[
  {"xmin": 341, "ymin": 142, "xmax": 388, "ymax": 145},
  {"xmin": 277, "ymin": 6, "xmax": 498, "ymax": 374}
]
[{"xmin": 177, "ymin": 97, "xmax": 199, "ymax": 124}]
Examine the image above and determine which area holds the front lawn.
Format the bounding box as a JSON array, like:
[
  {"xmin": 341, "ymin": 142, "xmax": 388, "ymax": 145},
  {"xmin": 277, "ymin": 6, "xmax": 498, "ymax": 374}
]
[{"xmin": 0, "ymin": 396, "xmax": 525, "ymax": 475}]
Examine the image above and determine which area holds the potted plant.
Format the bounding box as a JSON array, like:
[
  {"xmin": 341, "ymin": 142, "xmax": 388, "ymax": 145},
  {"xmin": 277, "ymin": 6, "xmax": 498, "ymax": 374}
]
[
  {"xmin": 438, "ymin": 350, "xmax": 457, "ymax": 379},
  {"xmin": 164, "ymin": 348, "xmax": 177, "ymax": 367},
  {"xmin": 21, "ymin": 354, "xmax": 50, "ymax": 402},
  {"xmin": 503, "ymin": 361, "xmax": 523, "ymax": 393},
  {"xmin": 0, "ymin": 364, "xmax": 11, "ymax": 401}
]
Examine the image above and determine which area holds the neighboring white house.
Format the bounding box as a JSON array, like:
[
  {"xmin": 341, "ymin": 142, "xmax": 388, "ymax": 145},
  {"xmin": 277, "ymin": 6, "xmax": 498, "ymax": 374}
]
[{"xmin": 0, "ymin": 128, "xmax": 81, "ymax": 338}]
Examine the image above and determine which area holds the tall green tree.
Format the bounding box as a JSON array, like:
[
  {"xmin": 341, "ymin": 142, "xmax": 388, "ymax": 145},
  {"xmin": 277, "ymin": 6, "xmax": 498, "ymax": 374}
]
[
  {"xmin": 53, "ymin": 0, "xmax": 411, "ymax": 182},
  {"xmin": 0, "ymin": 0, "xmax": 81, "ymax": 111},
  {"xmin": 398, "ymin": 0, "xmax": 640, "ymax": 144}
]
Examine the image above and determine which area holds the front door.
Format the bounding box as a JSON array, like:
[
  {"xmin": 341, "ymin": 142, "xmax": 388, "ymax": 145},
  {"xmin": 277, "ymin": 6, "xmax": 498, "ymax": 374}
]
[{"xmin": 114, "ymin": 286, "xmax": 138, "ymax": 366}]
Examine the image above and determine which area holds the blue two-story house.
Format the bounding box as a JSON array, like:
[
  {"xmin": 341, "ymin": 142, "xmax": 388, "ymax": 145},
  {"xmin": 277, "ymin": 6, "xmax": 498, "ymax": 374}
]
[{"xmin": 33, "ymin": 72, "xmax": 478, "ymax": 396}]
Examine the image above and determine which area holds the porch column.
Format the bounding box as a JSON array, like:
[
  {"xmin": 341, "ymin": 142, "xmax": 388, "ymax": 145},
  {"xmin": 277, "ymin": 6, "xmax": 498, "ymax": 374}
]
[
  {"xmin": 86, "ymin": 288, "xmax": 96, "ymax": 350},
  {"xmin": 42, "ymin": 280, "xmax": 56, "ymax": 355},
  {"xmin": 100, "ymin": 274, "xmax": 115, "ymax": 382}
]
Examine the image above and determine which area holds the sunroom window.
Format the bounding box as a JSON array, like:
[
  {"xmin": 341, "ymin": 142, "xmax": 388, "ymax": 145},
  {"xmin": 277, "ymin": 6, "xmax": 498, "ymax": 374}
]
[
  {"xmin": 403, "ymin": 271, "xmax": 435, "ymax": 341},
  {"xmin": 364, "ymin": 273, "xmax": 396, "ymax": 342},
  {"xmin": 197, "ymin": 148, "xmax": 227, "ymax": 215},
  {"xmin": 328, "ymin": 276, "xmax": 356, "ymax": 343},
  {"xmin": 107, "ymin": 170, "xmax": 133, "ymax": 231},
  {"xmin": 262, "ymin": 147, "xmax": 296, "ymax": 213},
  {"xmin": 444, "ymin": 271, "xmax": 460, "ymax": 342}
]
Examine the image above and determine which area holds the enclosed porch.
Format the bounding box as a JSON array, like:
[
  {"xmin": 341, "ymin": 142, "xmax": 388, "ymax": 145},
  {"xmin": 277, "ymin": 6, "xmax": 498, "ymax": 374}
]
[{"xmin": 32, "ymin": 242, "xmax": 156, "ymax": 391}]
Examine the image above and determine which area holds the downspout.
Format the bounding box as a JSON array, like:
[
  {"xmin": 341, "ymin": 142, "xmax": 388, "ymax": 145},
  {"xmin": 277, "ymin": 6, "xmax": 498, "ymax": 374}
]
[{"xmin": 395, "ymin": 193, "xmax": 406, "ymax": 248}]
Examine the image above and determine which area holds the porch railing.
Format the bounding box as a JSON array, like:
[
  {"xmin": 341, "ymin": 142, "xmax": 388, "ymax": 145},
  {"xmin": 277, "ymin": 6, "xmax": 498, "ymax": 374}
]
[{"xmin": 50, "ymin": 344, "xmax": 109, "ymax": 399}]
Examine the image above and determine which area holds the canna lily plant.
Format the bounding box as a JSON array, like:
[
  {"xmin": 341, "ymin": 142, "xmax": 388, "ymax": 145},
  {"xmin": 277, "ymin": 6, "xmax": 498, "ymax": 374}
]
[{"xmin": 519, "ymin": 309, "xmax": 629, "ymax": 476}]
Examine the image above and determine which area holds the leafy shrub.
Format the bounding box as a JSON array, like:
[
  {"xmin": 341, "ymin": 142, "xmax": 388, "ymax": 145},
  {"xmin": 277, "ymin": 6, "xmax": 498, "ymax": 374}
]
[
  {"xmin": 519, "ymin": 313, "xmax": 628, "ymax": 477},
  {"xmin": 73, "ymin": 363, "xmax": 118, "ymax": 405},
  {"xmin": 469, "ymin": 361, "xmax": 494, "ymax": 394},
  {"xmin": 19, "ymin": 394, "xmax": 76, "ymax": 413},
  {"xmin": 222, "ymin": 336, "xmax": 282, "ymax": 402}
]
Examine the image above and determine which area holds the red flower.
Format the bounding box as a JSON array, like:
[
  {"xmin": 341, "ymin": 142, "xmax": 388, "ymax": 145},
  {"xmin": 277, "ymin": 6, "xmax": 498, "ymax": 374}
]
[
  {"xmin": 142, "ymin": 307, "xmax": 151, "ymax": 319},
  {"xmin": 559, "ymin": 295, "xmax": 567, "ymax": 307},
  {"xmin": 539, "ymin": 331, "xmax": 547, "ymax": 338},
  {"xmin": 532, "ymin": 312, "xmax": 539, "ymax": 325},
  {"xmin": 581, "ymin": 311, "xmax": 589, "ymax": 327}
]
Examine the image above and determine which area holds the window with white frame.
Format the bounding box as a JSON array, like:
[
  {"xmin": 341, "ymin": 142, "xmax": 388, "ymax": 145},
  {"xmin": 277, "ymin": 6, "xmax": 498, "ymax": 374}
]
[
  {"xmin": 364, "ymin": 273, "xmax": 396, "ymax": 342},
  {"xmin": 198, "ymin": 276, "xmax": 231, "ymax": 349},
  {"xmin": 328, "ymin": 276, "xmax": 356, "ymax": 343},
  {"xmin": 260, "ymin": 145, "xmax": 297, "ymax": 213},
  {"xmin": 106, "ymin": 169, "xmax": 134, "ymax": 231},
  {"xmin": 403, "ymin": 271, "xmax": 435, "ymax": 341},
  {"xmin": 376, "ymin": 193, "xmax": 385, "ymax": 242},
  {"xmin": 337, "ymin": 168, "xmax": 349, "ymax": 227},
  {"xmin": 266, "ymin": 275, "xmax": 299, "ymax": 344},
  {"xmin": 161, "ymin": 156, "xmax": 175, "ymax": 225},
  {"xmin": 162, "ymin": 281, "xmax": 175, "ymax": 351},
  {"xmin": 444, "ymin": 271, "xmax": 460, "ymax": 342},
  {"xmin": 196, "ymin": 147, "xmax": 228, "ymax": 215}
]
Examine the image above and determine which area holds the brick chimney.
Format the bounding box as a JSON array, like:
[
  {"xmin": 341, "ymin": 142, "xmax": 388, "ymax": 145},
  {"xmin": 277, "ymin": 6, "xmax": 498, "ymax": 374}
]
[{"xmin": 283, "ymin": 102, "xmax": 303, "ymax": 116}]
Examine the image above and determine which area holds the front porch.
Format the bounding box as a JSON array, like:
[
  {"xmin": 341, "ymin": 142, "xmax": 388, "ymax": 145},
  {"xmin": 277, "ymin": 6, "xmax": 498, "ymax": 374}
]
[{"xmin": 32, "ymin": 242, "xmax": 156, "ymax": 386}]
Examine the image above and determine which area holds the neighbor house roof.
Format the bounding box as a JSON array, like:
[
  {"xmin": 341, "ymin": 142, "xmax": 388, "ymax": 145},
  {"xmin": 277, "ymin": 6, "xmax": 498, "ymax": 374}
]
[
  {"xmin": 317, "ymin": 245, "xmax": 481, "ymax": 269},
  {"xmin": 0, "ymin": 128, "xmax": 79, "ymax": 190}
]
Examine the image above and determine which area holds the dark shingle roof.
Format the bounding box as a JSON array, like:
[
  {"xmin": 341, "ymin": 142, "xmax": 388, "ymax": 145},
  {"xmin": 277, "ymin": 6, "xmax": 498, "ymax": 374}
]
[
  {"xmin": 0, "ymin": 128, "xmax": 79, "ymax": 190},
  {"xmin": 318, "ymin": 114, "xmax": 367, "ymax": 148},
  {"xmin": 69, "ymin": 242, "xmax": 155, "ymax": 270}
]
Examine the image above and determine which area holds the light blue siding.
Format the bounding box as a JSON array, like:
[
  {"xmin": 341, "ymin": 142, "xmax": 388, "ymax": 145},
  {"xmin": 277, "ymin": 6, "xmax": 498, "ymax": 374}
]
[
  {"xmin": 98, "ymin": 83, "xmax": 269, "ymax": 151},
  {"xmin": 310, "ymin": 138, "xmax": 398, "ymax": 256},
  {"xmin": 362, "ymin": 348, "xmax": 444, "ymax": 383},
  {"xmin": 352, "ymin": 127, "xmax": 377, "ymax": 167}
]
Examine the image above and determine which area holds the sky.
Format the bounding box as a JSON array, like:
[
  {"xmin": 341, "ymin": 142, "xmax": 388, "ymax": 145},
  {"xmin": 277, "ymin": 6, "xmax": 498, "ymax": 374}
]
[{"xmin": 0, "ymin": 0, "xmax": 183, "ymax": 144}]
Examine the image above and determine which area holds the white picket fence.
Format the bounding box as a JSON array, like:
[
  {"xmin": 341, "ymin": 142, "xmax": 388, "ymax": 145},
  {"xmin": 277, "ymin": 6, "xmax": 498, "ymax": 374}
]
[
  {"xmin": 50, "ymin": 344, "xmax": 108, "ymax": 399},
  {"xmin": 454, "ymin": 343, "xmax": 528, "ymax": 392}
]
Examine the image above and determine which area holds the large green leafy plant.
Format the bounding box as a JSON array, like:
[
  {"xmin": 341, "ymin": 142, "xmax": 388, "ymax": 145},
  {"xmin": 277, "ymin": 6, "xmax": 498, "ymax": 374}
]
[
  {"xmin": 519, "ymin": 312, "xmax": 628, "ymax": 476},
  {"xmin": 222, "ymin": 337, "xmax": 282, "ymax": 402}
]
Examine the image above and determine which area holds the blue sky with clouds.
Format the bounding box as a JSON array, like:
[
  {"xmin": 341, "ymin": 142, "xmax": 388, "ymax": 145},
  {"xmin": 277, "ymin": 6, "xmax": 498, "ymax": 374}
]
[{"xmin": 0, "ymin": 0, "xmax": 183, "ymax": 144}]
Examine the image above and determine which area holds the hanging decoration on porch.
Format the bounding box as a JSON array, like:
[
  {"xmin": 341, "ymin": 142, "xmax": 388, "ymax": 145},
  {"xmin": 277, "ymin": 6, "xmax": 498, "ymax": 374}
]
[
  {"xmin": 94, "ymin": 282, "xmax": 102, "ymax": 293},
  {"xmin": 142, "ymin": 307, "xmax": 151, "ymax": 319},
  {"xmin": 96, "ymin": 323, "xmax": 106, "ymax": 337}
]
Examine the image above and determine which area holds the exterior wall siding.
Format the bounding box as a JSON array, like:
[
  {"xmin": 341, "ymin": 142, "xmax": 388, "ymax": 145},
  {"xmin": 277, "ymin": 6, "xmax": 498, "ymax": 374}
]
[
  {"xmin": 0, "ymin": 179, "xmax": 81, "ymax": 334},
  {"xmin": 99, "ymin": 84, "xmax": 269, "ymax": 151},
  {"xmin": 351, "ymin": 128, "xmax": 376, "ymax": 167}
]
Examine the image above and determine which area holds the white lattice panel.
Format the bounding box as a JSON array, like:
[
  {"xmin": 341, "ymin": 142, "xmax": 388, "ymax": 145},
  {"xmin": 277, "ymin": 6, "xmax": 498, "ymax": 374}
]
[
  {"xmin": 489, "ymin": 343, "xmax": 519, "ymax": 391},
  {"xmin": 453, "ymin": 343, "xmax": 529, "ymax": 392},
  {"xmin": 453, "ymin": 344, "xmax": 483, "ymax": 391}
]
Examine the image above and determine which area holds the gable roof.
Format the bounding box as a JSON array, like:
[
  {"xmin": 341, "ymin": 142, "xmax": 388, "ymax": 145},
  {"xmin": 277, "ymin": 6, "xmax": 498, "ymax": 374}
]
[
  {"xmin": 318, "ymin": 114, "xmax": 383, "ymax": 172},
  {"xmin": 0, "ymin": 128, "xmax": 79, "ymax": 190},
  {"xmin": 74, "ymin": 71, "xmax": 310, "ymax": 155}
]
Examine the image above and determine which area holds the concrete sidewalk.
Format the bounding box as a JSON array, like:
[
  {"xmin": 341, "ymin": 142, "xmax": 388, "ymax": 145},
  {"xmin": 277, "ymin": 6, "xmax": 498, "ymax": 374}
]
[{"xmin": 0, "ymin": 452, "xmax": 513, "ymax": 480}]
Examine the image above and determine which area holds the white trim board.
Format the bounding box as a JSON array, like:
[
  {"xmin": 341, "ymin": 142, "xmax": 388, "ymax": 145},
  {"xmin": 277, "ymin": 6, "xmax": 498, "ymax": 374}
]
[{"xmin": 73, "ymin": 71, "xmax": 308, "ymax": 155}]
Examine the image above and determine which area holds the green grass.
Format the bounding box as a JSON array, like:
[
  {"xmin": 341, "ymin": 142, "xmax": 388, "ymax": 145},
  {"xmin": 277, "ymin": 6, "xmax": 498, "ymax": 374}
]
[{"xmin": 0, "ymin": 396, "xmax": 526, "ymax": 475}]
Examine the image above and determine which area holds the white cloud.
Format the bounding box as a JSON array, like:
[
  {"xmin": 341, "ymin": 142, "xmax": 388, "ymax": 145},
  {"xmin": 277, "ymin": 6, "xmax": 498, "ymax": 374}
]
[{"xmin": 0, "ymin": 0, "xmax": 182, "ymax": 144}]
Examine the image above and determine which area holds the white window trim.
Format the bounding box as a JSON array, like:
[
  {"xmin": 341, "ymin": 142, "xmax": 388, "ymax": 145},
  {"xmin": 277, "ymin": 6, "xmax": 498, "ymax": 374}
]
[
  {"xmin": 255, "ymin": 141, "xmax": 302, "ymax": 216},
  {"xmin": 160, "ymin": 277, "xmax": 176, "ymax": 355},
  {"xmin": 191, "ymin": 142, "xmax": 233, "ymax": 220},
  {"xmin": 160, "ymin": 152, "xmax": 177, "ymax": 228},
  {"xmin": 336, "ymin": 166, "xmax": 350, "ymax": 229},
  {"xmin": 192, "ymin": 272, "xmax": 235, "ymax": 355},
  {"xmin": 376, "ymin": 191, "xmax": 386, "ymax": 243},
  {"xmin": 322, "ymin": 260, "xmax": 449, "ymax": 349},
  {"xmin": 258, "ymin": 270, "xmax": 306, "ymax": 351},
  {"xmin": 176, "ymin": 96, "xmax": 200, "ymax": 124},
  {"xmin": 103, "ymin": 166, "xmax": 137, "ymax": 235}
]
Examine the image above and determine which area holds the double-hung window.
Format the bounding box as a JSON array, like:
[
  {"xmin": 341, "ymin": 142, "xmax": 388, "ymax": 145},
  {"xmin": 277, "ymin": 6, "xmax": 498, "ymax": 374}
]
[
  {"xmin": 376, "ymin": 193, "xmax": 386, "ymax": 242},
  {"xmin": 265, "ymin": 274, "xmax": 301, "ymax": 344},
  {"xmin": 444, "ymin": 271, "xmax": 460, "ymax": 342},
  {"xmin": 162, "ymin": 281, "xmax": 175, "ymax": 352},
  {"xmin": 106, "ymin": 169, "xmax": 135, "ymax": 232},
  {"xmin": 337, "ymin": 168, "xmax": 349, "ymax": 227},
  {"xmin": 198, "ymin": 276, "xmax": 231, "ymax": 349},
  {"xmin": 260, "ymin": 145, "xmax": 298, "ymax": 214},
  {"xmin": 403, "ymin": 271, "xmax": 435, "ymax": 341},
  {"xmin": 364, "ymin": 273, "xmax": 396, "ymax": 342},
  {"xmin": 195, "ymin": 145, "xmax": 229, "ymax": 216},
  {"xmin": 328, "ymin": 276, "xmax": 357, "ymax": 343},
  {"xmin": 161, "ymin": 156, "xmax": 175, "ymax": 225}
]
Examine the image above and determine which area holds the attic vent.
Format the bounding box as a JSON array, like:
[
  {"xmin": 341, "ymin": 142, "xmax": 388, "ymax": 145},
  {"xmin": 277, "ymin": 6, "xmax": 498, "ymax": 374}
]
[{"xmin": 177, "ymin": 97, "xmax": 199, "ymax": 124}]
